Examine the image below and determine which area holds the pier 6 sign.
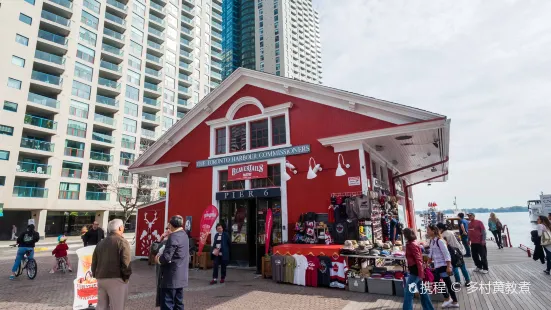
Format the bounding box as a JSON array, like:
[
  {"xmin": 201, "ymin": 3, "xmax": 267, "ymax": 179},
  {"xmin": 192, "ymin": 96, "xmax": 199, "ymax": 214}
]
[{"xmin": 196, "ymin": 144, "xmax": 311, "ymax": 168}]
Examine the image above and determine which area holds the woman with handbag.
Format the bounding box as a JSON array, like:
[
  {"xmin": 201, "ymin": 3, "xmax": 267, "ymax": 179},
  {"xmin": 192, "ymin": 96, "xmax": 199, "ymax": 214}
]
[
  {"xmin": 488, "ymin": 213, "xmax": 503, "ymax": 249},
  {"xmin": 403, "ymin": 228, "xmax": 434, "ymax": 310},
  {"xmin": 427, "ymin": 224, "xmax": 459, "ymax": 308},
  {"xmin": 210, "ymin": 223, "xmax": 231, "ymax": 284},
  {"xmin": 536, "ymin": 216, "xmax": 551, "ymax": 274}
]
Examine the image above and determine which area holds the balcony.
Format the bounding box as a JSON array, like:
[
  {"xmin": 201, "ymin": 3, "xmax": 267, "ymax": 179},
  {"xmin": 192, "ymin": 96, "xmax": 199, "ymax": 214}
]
[
  {"xmin": 180, "ymin": 38, "xmax": 192, "ymax": 50},
  {"xmin": 20, "ymin": 137, "xmax": 55, "ymax": 153},
  {"xmin": 181, "ymin": 16, "xmax": 193, "ymax": 28},
  {"xmin": 88, "ymin": 171, "xmax": 112, "ymax": 182},
  {"xmin": 28, "ymin": 92, "xmax": 60, "ymax": 111},
  {"xmin": 178, "ymin": 99, "xmax": 192, "ymax": 109},
  {"xmin": 177, "ymin": 111, "xmax": 186, "ymax": 119},
  {"xmin": 103, "ymin": 28, "xmax": 125, "ymax": 47},
  {"xmin": 97, "ymin": 77, "xmax": 121, "ymax": 95},
  {"xmin": 94, "ymin": 113, "xmax": 117, "ymax": 128},
  {"xmin": 61, "ymin": 168, "xmax": 82, "ymax": 179},
  {"xmin": 59, "ymin": 190, "xmax": 79, "ymax": 200},
  {"xmin": 45, "ymin": 0, "xmax": 73, "ymax": 12},
  {"xmin": 41, "ymin": 10, "xmax": 71, "ymax": 35},
  {"xmin": 148, "ymin": 27, "xmax": 165, "ymax": 41},
  {"xmin": 182, "ymin": 5, "xmax": 193, "ymax": 16},
  {"xmin": 118, "ymin": 175, "xmax": 132, "ymax": 184},
  {"xmin": 96, "ymin": 95, "xmax": 119, "ymax": 112},
  {"xmin": 179, "ymin": 61, "xmax": 192, "ymax": 74},
  {"xmin": 13, "ymin": 186, "xmax": 48, "ymax": 198},
  {"xmin": 90, "ymin": 151, "xmax": 113, "ymax": 163},
  {"xmin": 211, "ymin": 51, "xmax": 222, "ymax": 60},
  {"xmin": 146, "ymin": 54, "xmax": 163, "ymax": 70},
  {"xmin": 143, "ymin": 96, "xmax": 161, "ymax": 108},
  {"xmin": 86, "ymin": 192, "xmax": 110, "ymax": 201},
  {"xmin": 212, "ymin": 2, "xmax": 222, "ymax": 13},
  {"xmin": 141, "ymin": 128, "xmax": 157, "ymax": 140},
  {"xmin": 31, "ymin": 70, "xmax": 63, "ymax": 93},
  {"xmin": 211, "ymin": 31, "xmax": 222, "ymax": 42},
  {"xmin": 106, "ymin": 0, "xmax": 128, "ymax": 15},
  {"xmin": 212, "ymin": 11, "xmax": 222, "ymax": 22},
  {"xmin": 178, "ymin": 85, "xmax": 191, "ymax": 98},
  {"xmin": 211, "ymin": 71, "xmax": 222, "ymax": 81},
  {"xmin": 144, "ymin": 68, "xmax": 162, "ymax": 83},
  {"xmin": 34, "ymin": 50, "xmax": 65, "ymax": 74},
  {"xmin": 92, "ymin": 132, "xmax": 115, "ymax": 145},
  {"xmin": 212, "ymin": 21, "xmax": 222, "ymax": 31},
  {"xmin": 16, "ymin": 162, "xmax": 52, "ymax": 177},
  {"xmin": 147, "ymin": 40, "xmax": 164, "ymax": 57},
  {"xmin": 150, "ymin": 2, "xmax": 166, "ymax": 15},
  {"xmin": 210, "ymin": 81, "xmax": 220, "ymax": 89},
  {"xmin": 105, "ymin": 12, "xmax": 126, "ymax": 32},
  {"xmin": 144, "ymin": 81, "xmax": 160, "ymax": 93},
  {"xmin": 64, "ymin": 147, "xmax": 84, "ymax": 158},
  {"xmin": 180, "ymin": 27, "xmax": 193, "ymax": 39},
  {"xmin": 180, "ymin": 49, "xmax": 192, "ymax": 61},
  {"xmin": 37, "ymin": 29, "xmax": 68, "ymax": 54},
  {"xmin": 149, "ymin": 14, "xmax": 166, "ymax": 27},
  {"xmin": 24, "ymin": 114, "xmax": 57, "ymax": 133},
  {"xmin": 120, "ymin": 157, "xmax": 134, "ymax": 166},
  {"xmin": 178, "ymin": 73, "xmax": 192, "ymax": 86},
  {"xmin": 102, "ymin": 44, "xmax": 124, "ymax": 63},
  {"xmin": 211, "ymin": 41, "xmax": 222, "ymax": 51},
  {"xmin": 121, "ymin": 140, "xmax": 136, "ymax": 149},
  {"xmin": 142, "ymin": 112, "xmax": 160, "ymax": 125}
]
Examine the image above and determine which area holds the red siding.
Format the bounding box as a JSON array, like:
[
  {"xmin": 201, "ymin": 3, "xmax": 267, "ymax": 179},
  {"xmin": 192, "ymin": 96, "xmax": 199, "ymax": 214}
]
[
  {"xmin": 155, "ymin": 85, "xmax": 398, "ymax": 239},
  {"xmin": 233, "ymin": 103, "xmax": 263, "ymax": 120}
]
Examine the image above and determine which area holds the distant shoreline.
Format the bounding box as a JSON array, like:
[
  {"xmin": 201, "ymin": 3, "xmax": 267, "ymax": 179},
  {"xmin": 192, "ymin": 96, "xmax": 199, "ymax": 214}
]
[{"xmin": 416, "ymin": 207, "xmax": 528, "ymax": 215}]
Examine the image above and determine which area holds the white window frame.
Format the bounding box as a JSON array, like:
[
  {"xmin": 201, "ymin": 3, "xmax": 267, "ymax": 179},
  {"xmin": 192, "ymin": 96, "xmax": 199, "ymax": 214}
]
[{"xmin": 206, "ymin": 97, "xmax": 292, "ymax": 158}]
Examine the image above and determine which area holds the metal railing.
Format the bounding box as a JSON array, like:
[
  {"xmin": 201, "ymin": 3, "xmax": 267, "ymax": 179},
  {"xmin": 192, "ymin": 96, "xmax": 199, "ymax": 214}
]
[
  {"xmin": 31, "ymin": 70, "xmax": 63, "ymax": 86},
  {"xmin": 150, "ymin": 2, "xmax": 165, "ymax": 13},
  {"xmin": 28, "ymin": 93, "xmax": 60, "ymax": 109},
  {"xmin": 178, "ymin": 85, "xmax": 189, "ymax": 94},
  {"xmin": 35, "ymin": 50, "xmax": 65, "ymax": 65},
  {"xmin": 24, "ymin": 114, "xmax": 57, "ymax": 130},
  {"xmin": 20, "ymin": 137, "xmax": 55, "ymax": 152},
  {"xmin": 141, "ymin": 128, "xmax": 156, "ymax": 139},
  {"xmin": 120, "ymin": 157, "xmax": 134, "ymax": 166},
  {"xmin": 179, "ymin": 61, "xmax": 191, "ymax": 70},
  {"xmin": 98, "ymin": 77, "xmax": 121, "ymax": 90},
  {"xmin": 107, "ymin": 0, "xmax": 127, "ymax": 11},
  {"xmin": 148, "ymin": 28, "xmax": 164, "ymax": 37},
  {"xmin": 69, "ymin": 106, "xmax": 89, "ymax": 118},
  {"xmin": 179, "ymin": 73, "xmax": 191, "ymax": 81},
  {"xmin": 96, "ymin": 95, "xmax": 119, "ymax": 107},
  {"xmin": 121, "ymin": 141, "xmax": 136, "ymax": 149},
  {"xmin": 86, "ymin": 192, "xmax": 110, "ymax": 200},
  {"xmin": 90, "ymin": 151, "xmax": 113, "ymax": 162},
  {"xmin": 149, "ymin": 15, "xmax": 165, "ymax": 26},
  {"xmin": 59, "ymin": 190, "xmax": 79, "ymax": 200},
  {"xmin": 144, "ymin": 82, "xmax": 160, "ymax": 92},
  {"xmin": 88, "ymin": 171, "xmax": 112, "ymax": 181},
  {"xmin": 13, "ymin": 186, "xmax": 49, "ymax": 198},
  {"xmin": 92, "ymin": 132, "xmax": 115, "ymax": 144},
  {"xmin": 94, "ymin": 113, "xmax": 116, "ymax": 126},
  {"xmin": 61, "ymin": 168, "xmax": 82, "ymax": 178},
  {"xmin": 100, "ymin": 60, "xmax": 122, "ymax": 72},
  {"xmin": 147, "ymin": 40, "xmax": 163, "ymax": 50},
  {"xmin": 102, "ymin": 43, "xmax": 123, "ymax": 56},
  {"xmin": 16, "ymin": 162, "xmax": 52, "ymax": 175},
  {"xmin": 67, "ymin": 126, "xmax": 86, "ymax": 138},
  {"xmin": 105, "ymin": 12, "xmax": 126, "ymax": 26},
  {"xmin": 38, "ymin": 30, "xmax": 67, "ymax": 45},
  {"xmin": 178, "ymin": 99, "xmax": 189, "ymax": 106},
  {"xmin": 48, "ymin": 0, "xmax": 73, "ymax": 9},
  {"xmin": 103, "ymin": 28, "xmax": 125, "ymax": 41},
  {"xmin": 145, "ymin": 68, "xmax": 161, "ymax": 77},
  {"xmin": 142, "ymin": 112, "xmax": 159, "ymax": 122},
  {"xmin": 64, "ymin": 147, "xmax": 84, "ymax": 158},
  {"xmin": 143, "ymin": 97, "xmax": 160, "ymax": 107},
  {"xmin": 146, "ymin": 53, "xmax": 162, "ymax": 64},
  {"xmin": 180, "ymin": 50, "xmax": 191, "ymax": 58},
  {"xmin": 41, "ymin": 10, "xmax": 70, "ymax": 27}
]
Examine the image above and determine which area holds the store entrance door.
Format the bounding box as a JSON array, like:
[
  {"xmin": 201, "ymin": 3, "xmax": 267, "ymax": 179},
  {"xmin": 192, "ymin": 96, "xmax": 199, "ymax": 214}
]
[{"xmin": 219, "ymin": 199, "xmax": 257, "ymax": 267}]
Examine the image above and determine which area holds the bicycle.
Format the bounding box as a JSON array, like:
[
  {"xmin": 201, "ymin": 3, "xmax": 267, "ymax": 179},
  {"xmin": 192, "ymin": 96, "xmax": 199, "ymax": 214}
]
[
  {"xmin": 56, "ymin": 257, "xmax": 68, "ymax": 274},
  {"xmin": 10, "ymin": 244, "xmax": 38, "ymax": 280}
]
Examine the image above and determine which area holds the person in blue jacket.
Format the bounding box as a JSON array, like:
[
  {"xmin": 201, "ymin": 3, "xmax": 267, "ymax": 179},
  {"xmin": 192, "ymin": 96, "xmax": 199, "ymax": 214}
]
[{"xmin": 210, "ymin": 223, "xmax": 230, "ymax": 284}]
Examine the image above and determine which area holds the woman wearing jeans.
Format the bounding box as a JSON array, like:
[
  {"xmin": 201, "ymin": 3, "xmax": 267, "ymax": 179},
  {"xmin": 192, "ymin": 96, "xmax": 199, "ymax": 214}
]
[
  {"xmin": 488, "ymin": 213, "xmax": 503, "ymax": 249},
  {"xmin": 210, "ymin": 224, "xmax": 231, "ymax": 284},
  {"xmin": 403, "ymin": 228, "xmax": 434, "ymax": 310},
  {"xmin": 536, "ymin": 216, "xmax": 551, "ymax": 275},
  {"xmin": 428, "ymin": 224, "xmax": 459, "ymax": 308},
  {"xmin": 436, "ymin": 223, "xmax": 471, "ymax": 288}
]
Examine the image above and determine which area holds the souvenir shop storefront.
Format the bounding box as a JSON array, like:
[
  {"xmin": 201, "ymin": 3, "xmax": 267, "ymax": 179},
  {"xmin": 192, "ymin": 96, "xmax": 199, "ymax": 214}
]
[{"xmin": 129, "ymin": 69, "xmax": 451, "ymax": 281}]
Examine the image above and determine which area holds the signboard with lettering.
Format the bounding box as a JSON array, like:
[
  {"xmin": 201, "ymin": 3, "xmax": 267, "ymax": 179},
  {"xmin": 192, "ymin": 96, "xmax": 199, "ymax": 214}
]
[
  {"xmin": 228, "ymin": 162, "xmax": 268, "ymax": 181},
  {"xmin": 216, "ymin": 188, "xmax": 281, "ymax": 200},
  {"xmin": 348, "ymin": 177, "xmax": 361, "ymax": 186},
  {"xmin": 197, "ymin": 144, "xmax": 311, "ymax": 168}
]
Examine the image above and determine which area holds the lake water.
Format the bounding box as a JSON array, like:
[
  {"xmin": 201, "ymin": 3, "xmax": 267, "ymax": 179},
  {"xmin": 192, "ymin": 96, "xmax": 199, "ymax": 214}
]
[{"xmin": 416, "ymin": 211, "xmax": 536, "ymax": 248}]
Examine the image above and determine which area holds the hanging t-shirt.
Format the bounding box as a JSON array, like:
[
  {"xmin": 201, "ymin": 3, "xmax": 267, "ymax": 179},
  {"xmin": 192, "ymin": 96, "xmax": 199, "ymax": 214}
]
[
  {"xmin": 292, "ymin": 254, "xmax": 307, "ymax": 286},
  {"xmin": 284, "ymin": 255, "xmax": 296, "ymax": 284},
  {"xmin": 347, "ymin": 220, "xmax": 359, "ymax": 240},
  {"xmin": 271, "ymin": 254, "xmax": 285, "ymax": 282},
  {"xmin": 330, "ymin": 256, "xmax": 348, "ymax": 289},
  {"xmin": 332, "ymin": 220, "xmax": 348, "ymax": 245},
  {"xmin": 305, "ymin": 256, "xmax": 320, "ymax": 287},
  {"xmin": 354, "ymin": 195, "xmax": 371, "ymax": 219},
  {"xmin": 345, "ymin": 197, "xmax": 358, "ymax": 221},
  {"xmin": 317, "ymin": 256, "xmax": 332, "ymax": 287}
]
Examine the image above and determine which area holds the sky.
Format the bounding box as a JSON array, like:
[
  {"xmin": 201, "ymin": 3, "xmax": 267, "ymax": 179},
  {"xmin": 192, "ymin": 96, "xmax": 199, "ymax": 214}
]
[{"xmin": 312, "ymin": 0, "xmax": 551, "ymax": 210}]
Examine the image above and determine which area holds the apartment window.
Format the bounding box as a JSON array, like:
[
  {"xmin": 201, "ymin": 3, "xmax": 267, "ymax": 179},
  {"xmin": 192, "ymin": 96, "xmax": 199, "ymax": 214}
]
[
  {"xmin": 25, "ymin": 0, "xmax": 35, "ymax": 4},
  {"xmin": 165, "ymin": 63, "xmax": 176, "ymax": 76},
  {"xmin": 193, "ymin": 91, "xmax": 199, "ymax": 105},
  {"xmin": 0, "ymin": 125, "xmax": 14, "ymax": 136},
  {"xmin": 118, "ymin": 188, "xmax": 132, "ymax": 199},
  {"xmin": 230, "ymin": 124, "xmax": 246, "ymax": 152},
  {"xmin": 166, "ymin": 51, "xmax": 176, "ymax": 64},
  {"xmin": 0, "ymin": 150, "xmax": 10, "ymax": 161},
  {"xmin": 127, "ymin": 70, "xmax": 141, "ymax": 86},
  {"xmin": 167, "ymin": 27, "xmax": 177, "ymax": 40},
  {"xmin": 167, "ymin": 3, "xmax": 178, "ymax": 16},
  {"xmin": 83, "ymin": 0, "xmax": 100, "ymax": 14},
  {"xmin": 120, "ymin": 152, "xmax": 135, "ymax": 166},
  {"xmin": 163, "ymin": 103, "xmax": 174, "ymax": 115},
  {"xmin": 124, "ymin": 101, "xmax": 138, "ymax": 117},
  {"xmin": 121, "ymin": 135, "xmax": 136, "ymax": 149},
  {"xmin": 250, "ymin": 119, "xmax": 269, "ymax": 149},
  {"xmin": 215, "ymin": 127, "xmax": 226, "ymax": 155},
  {"xmin": 168, "ymin": 15, "xmax": 178, "ymax": 28},
  {"xmin": 61, "ymin": 161, "xmax": 83, "ymax": 178},
  {"xmin": 271, "ymin": 116, "xmax": 287, "ymax": 145},
  {"xmin": 251, "ymin": 165, "xmax": 281, "ymax": 188},
  {"xmin": 74, "ymin": 62, "xmax": 93, "ymax": 82},
  {"xmin": 81, "ymin": 11, "xmax": 99, "ymax": 29},
  {"xmin": 65, "ymin": 140, "xmax": 85, "ymax": 157},
  {"xmin": 67, "ymin": 120, "xmax": 87, "ymax": 138},
  {"xmin": 7, "ymin": 78, "xmax": 22, "ymax": 89},
  {"xmin": 69, "ymin": 100, "xmax": 89, "ymax": 118},
  {"xmin": 167, "ymin": 38, "xmax": 177, "ymax": 51},
  {"xmin": 77, "ymin": 44, "xmax": 95, "ymax": 64},
  {"xmin": 163, "ymin": 117, "xmax": 174, "ymax": 130},
  {"xmin": 204, "ymin": 86, "xmax": 210, "ymax": 95},
  {"xmin": 130, "ymin": 41, "xmax": 143, "ymax": 56},
  {"xmin": 3, "ymin": 101, "xmax": 18, "ymax": 112},
  {"xmin": 218, "ymin": 171, "xmax": 245, "ymax": 191},
  {"xmin": 164, "ymin": 89, "xmax": 175, "ymax": 103},
  {"xmin": 128, "ymin": 55, "xmax": 141, "ymax": 70},
  {"xmin": 59, "ymin": 183, "xmax": 80, "ymax": 200},
  {"xmin": 72, "ymin": 81, "xmax": 91, "ymax": 100},
  {"xmin": 132, "ymin": 14, "xmax": 145, "ymax": 30},
  {"xmin": 0, "ymin": 176, "xmax": 5, "ymax": 186},
  {"xmin": 125, "ymin": 85, "xmax": 139, "ymax": 101},
  {"xmin": 19, "ymin": 13, "xmax": 32, "ymax": 25},
  {"xmin": 11, "ymin": 56, "xmax": 25, "ymax": 67},
  {"xmin": 131, "ymin": 27, "xmax": 144, "ymax": 42},
  {"xmin": 123, "ymin": 118, "xmax": 137, "ymax": 133},
  {"xmin": 16, "ymin": 34, "xmax": 29, "ymax": 46},
  {"xmin": 79, "ymin": 27, "xmax": 97, "ymax": 46},
  {"xmin": 164, "ymin": 76, "xmax": 175, "ymax": 89},
  {"xmin": 133, "ymin": 2, "xmax": 145, "ymax": 16}
]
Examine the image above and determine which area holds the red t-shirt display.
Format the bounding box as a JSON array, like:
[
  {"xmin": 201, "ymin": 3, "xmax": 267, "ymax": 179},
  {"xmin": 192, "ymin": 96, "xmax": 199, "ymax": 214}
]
[{"xmin": 305, "ymin": 256, "xmax": 320, "ymax": 287}]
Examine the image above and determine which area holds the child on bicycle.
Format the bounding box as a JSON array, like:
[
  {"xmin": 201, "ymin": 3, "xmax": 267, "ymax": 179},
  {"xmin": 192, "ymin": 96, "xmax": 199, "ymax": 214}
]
[{"xmin": 50, "ymin": 235, "xmax": 72, "ymax": 273}]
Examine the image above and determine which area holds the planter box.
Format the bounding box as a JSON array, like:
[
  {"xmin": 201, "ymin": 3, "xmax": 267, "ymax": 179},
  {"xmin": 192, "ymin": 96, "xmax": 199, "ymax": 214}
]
[
  {"xmin": 348, "ymin": 278, "xmax": 367, "ymax": 293},
  {"xmin": 194, "ymin": 252, "xmax": 213, "ymax": 269},
  {"xmin": 367, "ymin": 278, "xmax": 394, "ymax": 295},
  {"xmin": 262, "ymin": 256, "xmax": 272, "ymax": 279},
  {"xmin": 393, "ymin": 279, "xmax": 404, "ymax": 297}
]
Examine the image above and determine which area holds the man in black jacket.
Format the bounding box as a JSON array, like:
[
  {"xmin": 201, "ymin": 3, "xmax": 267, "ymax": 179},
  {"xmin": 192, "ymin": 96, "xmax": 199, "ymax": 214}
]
[
  {"xmin": 156, "ymin": 215, "xmax": 189, "ymax": 310},
  {"xmin": 84, "ymin": 221, "xmax": 105, "ymax": 246}
]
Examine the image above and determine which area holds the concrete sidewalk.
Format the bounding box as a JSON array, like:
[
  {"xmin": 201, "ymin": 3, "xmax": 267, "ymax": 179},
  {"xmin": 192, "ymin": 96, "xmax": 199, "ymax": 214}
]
[{"xmin": 0, "ymin": 232, "xmax": 135, "ymax": 248}]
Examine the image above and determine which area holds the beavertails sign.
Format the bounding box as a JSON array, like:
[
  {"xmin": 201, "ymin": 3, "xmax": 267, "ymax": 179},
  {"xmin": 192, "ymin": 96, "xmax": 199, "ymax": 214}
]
[{"xmin": 228, "ymin": 162, "xmax": 268, "ymax": 181}]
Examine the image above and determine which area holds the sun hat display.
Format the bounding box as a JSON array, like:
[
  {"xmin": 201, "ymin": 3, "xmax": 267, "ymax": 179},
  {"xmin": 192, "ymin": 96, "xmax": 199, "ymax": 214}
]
[
  {"xmin": 369, "ymin": 249, "xmax": 380, "ymax": 256},
  {"xmin": 342, "ymin": 240, "xmax": 355, "ymax": 250},
  {"xmin": 394, "ymin": 240, "xmax": 402, "ymax": 246},
  {"xmin": 382, "ymin": 243, "xmax": 391, "ymax": 250}
]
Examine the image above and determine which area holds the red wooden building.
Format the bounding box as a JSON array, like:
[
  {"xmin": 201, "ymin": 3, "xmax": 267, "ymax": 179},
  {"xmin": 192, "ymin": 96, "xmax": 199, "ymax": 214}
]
[{"xmin": 130, "ymin": 68, "xmax": 451, "ymax": 264}]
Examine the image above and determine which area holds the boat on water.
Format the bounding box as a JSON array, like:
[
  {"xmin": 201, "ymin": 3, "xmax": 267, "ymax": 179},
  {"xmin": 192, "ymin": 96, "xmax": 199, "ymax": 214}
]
[{"xmin": 528, "ymin": 194, "xmax": 551, "ymax": 222}]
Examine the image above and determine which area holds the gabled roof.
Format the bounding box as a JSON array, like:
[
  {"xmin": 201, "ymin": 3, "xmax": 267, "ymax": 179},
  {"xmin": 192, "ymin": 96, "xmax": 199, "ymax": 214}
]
[{"xmin": 130, "ymin": 68, "xmax": 445, "ymax": 169}]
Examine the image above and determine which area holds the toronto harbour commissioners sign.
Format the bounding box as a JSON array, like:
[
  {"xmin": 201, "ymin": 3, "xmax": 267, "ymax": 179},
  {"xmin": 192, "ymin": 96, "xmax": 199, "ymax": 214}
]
[{"xmin": 196, "ymin": 144, "xmax": 311, "ymax": 168}]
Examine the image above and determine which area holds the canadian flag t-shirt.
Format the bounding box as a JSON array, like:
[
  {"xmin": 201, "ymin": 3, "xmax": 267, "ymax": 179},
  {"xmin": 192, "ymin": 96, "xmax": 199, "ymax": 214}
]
[{"xmin": 329, "ymin": 256, "xmax": 348, "ymax": 289}]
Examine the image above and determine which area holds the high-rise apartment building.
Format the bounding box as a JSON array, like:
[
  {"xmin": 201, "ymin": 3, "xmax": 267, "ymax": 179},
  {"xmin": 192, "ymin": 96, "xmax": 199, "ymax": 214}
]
[
  {"xmin": 222, "ymin": 0, "xmax": 322, "ymax": 83},
  {"xmin": 0, "ymin": 0, "xmax": 223, "ymax": 239}
]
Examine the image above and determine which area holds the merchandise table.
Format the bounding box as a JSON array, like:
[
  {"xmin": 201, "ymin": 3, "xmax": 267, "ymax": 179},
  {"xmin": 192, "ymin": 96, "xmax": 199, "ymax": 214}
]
[
  {"xmin": 272, "ymin": 244, "xmax": 342, "ymax": 256},
  {"xmin": 340, "ymin": 254, "xmax": 406, "ymax": 261}
]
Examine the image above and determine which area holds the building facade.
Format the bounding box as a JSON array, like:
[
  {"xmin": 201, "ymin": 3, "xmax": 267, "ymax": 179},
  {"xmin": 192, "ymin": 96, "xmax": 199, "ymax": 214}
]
[
  {"xmin": 0, "ymin": 0, "xmax": 223, "ymax": 239},
  {"xmin": 222, "ymin": 0, "xmax": 322, "ymax": 83},
  {"xmin": 130, "ymin": 68, "xmax": 451, "ymax": 268}
]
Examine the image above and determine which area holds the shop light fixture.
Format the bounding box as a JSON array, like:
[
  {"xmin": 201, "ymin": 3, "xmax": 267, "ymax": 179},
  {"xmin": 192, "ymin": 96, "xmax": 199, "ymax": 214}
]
[
  {"xmin": 307, "ymin": 157, "xmax": 323, "ymax": 179},
  {"xmin": 283, "ymin": 160, "xmax": 297, "ymax": 181},
  {"xmin": 335, "ymin": 154, "xmax": 350, "ymax": 177}
]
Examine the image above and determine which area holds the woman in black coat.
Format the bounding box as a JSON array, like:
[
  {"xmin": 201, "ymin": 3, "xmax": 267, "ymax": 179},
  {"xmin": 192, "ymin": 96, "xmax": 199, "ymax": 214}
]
[
  {"xmin": 532, "ymin": 229, "xmax": 546, "ymax": 264},
  {"xmin": 210, "ymin": 223, "xmax": 231, "ymax": 284}
]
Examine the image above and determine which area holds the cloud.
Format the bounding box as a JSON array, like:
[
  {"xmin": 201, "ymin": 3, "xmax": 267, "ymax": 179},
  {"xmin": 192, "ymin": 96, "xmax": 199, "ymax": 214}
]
[{"xmin": 313, "ymin": 0, "xmax": 551, "ymax": 209}]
